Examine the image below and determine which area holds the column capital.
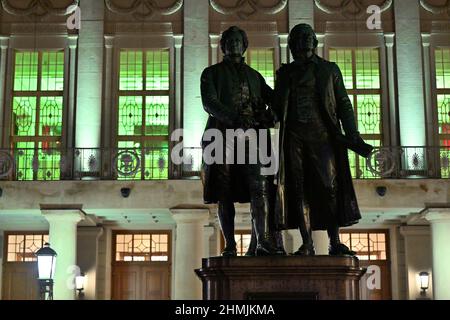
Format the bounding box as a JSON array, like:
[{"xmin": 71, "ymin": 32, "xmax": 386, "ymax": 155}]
[
  {"xmin": 278, "ymin": 33, "xmax": 288, "ymax": 47},
  {"xmin": 173, "ymin": 34, "xmax": 183, "ymax": 49},
  {"xmin": 421, "ymin": 33, "xmax": 431, "ymax": 48},
  {"xmin": 104, "ymin": 35, "xmax": 114, "ymax": 49},
  {"xmin": 209, "ymin": 34, "xmax": 220, "ymax": 48},
  {"xmin": 316, "ymin": 33, "xmax": 325, "ymax": 48},
  {"xmin": 384, "ymin": 33, "xmax": 395, "ymax": 47},
  {"xmin": 171, "ymin": 208, "xmax": 209, "ymax": 223},
  {"xmin": 0, "ymin": 36, "xmax": 9, "ymax": 50},
  {"xmin": 425, "ymin": 208, "xmax": 450, "ymax": 223},
  {"xmin": 67, "ymin": 34, "xmax": 78, "ymax": 50},
  {"xmin": 40, "ymin": 204, "xmax": 86, "ymax": 223},
  {"xmin": 400, "ymin": 225, "xmax": 430, "ymax": 237}
]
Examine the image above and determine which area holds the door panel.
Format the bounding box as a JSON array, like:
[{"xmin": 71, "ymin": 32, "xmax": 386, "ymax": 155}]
[
  {"xmin": 2, "ymin": 263, "xmax": 39, "ymax": 300},
  {"xmin": 142, "ymin": 266, "xmax": 170, "ymax": 299}
]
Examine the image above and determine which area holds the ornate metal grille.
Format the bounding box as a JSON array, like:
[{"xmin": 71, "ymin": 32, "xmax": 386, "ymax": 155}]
[
  {"xmin": 117, "ymin": 50, "xmax": 170, "ymax": 180},
  {"xmin": 6, "ymin": 233, "xmax": 49, "ymax": 262},
  {"xmin": 115, "ymin": 232, "xmax": 170, "ymax": 262},
  {"xmin": 11, "ymin": 51, "xmax": 64, "ymax": 181},
  {"xmin": 329, "ymin": 48, "xmax": 382, "ymax": 179}
]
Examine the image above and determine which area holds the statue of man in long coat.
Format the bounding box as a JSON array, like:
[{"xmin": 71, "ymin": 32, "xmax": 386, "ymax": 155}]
[{"xmin": 273, "ymin": 24, "xmax": 372, "ymax": 256}]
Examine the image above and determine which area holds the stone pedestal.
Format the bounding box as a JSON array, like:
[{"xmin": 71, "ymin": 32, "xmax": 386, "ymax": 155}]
[{"xmin": 195, "ymin": 256, "xmax": 365, "ymax": 300}]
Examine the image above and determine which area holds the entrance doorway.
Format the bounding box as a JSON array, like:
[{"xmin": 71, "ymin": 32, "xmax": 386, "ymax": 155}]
[
  {"xmin": 2, "ymin": 232, "xmax": 48, "ymax": 300},
  {"xmin": 111, "ymin": 231, "xmax": 171, "ymax": 300},
  {"xmin": 340, "ymin": 230, "xmax": 392, "ymax": 300}
]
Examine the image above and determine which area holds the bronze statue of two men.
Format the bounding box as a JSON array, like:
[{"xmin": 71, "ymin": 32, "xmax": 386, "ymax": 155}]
[{"xmin": 200, "ymin": 24, "xmax": 372, "ymax": 257}]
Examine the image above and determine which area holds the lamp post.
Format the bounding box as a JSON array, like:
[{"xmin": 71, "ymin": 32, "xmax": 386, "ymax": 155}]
[
  {"xmin": 419, "ymin": 271, "xmax": 430, "ymax": 297},
  {"xmin": 35, "ymin": 243, "xmax": 57, "ymax": 300},
  {"xmin": 75, "ymin": 272, "xmax": 86, "ymax": 300}
]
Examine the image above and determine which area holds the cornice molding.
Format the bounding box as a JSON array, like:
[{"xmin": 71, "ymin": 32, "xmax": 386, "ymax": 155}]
[
  {"xmin": 315, "ymin": 0, "xmax": 392, "ymax": 18},
  {"xmin": 0, "ymin": 0, "xmax": 78, "ymax": 16},
  {"xmin": 210, "ymin": 0, "xmax": 287, "ymax": 19},
  {"xmin": 104, "ymin": 0, "xmax": 183, "ymax": 19}
]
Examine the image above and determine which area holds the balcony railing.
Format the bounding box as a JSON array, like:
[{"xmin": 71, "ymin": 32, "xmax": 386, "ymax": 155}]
[{"xmin": 0, "ymin": 146, "xmax": 449, "ymax": 181}]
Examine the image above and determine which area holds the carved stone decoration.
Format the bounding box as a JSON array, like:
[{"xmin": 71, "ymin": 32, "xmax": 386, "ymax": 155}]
[
  {"xmin": 210, "ymin": 0, "xmax": 287, "ymax": 19},
  {"xmin": 315, "ymin": 0, "xmax": 392, "ymax": 19},
  {"xmin": 104, "ymin": 0, "xmax": 183, "ymax": 19},
  {"xmin": 0, "ymin": 0, "xmax": 79, "ymax": 16},
  {"xmin": 420, "ymin": 0, "xmax": 450, "ymax": 15}
]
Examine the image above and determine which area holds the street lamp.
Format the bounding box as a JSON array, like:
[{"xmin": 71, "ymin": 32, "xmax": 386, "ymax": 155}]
[
  {"xmin": 35, "ymin": 243, "xmax": 57, "ymax": 300},
  {"xmin": 75, "ymin": 273, "xmax": 86, "ymax": 299}
]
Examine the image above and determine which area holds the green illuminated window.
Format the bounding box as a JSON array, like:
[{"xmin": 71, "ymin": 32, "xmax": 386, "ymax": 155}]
[
  {"xmin": 245, "ymin": 48, "xmax": 275, "ymax": 88},
  {"xmin": 11, "ymin": 50, "xmax": 64, "ymax": 181},
  {"xmin": 435, "ymin": 48, "xmax": 450, "ymax": 177},
  {"xmin": 329, "ymin": 48, "xmax": 382, "ymax": 178},
  {"xmin": 117, "ymin": 49, "xmax": 170, "ymax": 180}
]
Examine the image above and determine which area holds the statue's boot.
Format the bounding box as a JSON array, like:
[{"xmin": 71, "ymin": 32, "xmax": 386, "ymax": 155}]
[
  {"xmin": 218, "ymin": 201, "xmax": 237, "ymax": 257},
  {"xmin": 274, "ymin": 230, "xmax": 287, "ymax": 255},
  {"xmin": 244, "ymin": 219, "xmax": 257, "ymax": 256},
  {"xmin": 327, "ymin": 225, "xmax": 356, "ymax": 256},
  {"xmin": 249, "ymin": 180, "xmax": 278, "ymax": 256},
  {"xmin": 293, "ymin": 212, "xmax": 315, "ymax": 255},
  {"xmin": 293, "ymin": 243, "xmax": 315, "ymax": 256}
]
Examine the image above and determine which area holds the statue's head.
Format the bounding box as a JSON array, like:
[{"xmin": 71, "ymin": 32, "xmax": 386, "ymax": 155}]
[
  {"xmin": 220, "ymin": 26, "xmax": 248, "ymax": 57},
  {"xmin": 288, "ymin": 23, "xmax": 318, "ymax": 60}
]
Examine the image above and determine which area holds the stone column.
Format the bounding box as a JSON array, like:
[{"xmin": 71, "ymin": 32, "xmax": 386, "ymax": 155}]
[
  {"xmin": 103, "ymin": 35, "xmax": 114, "ymax": 151},
  {"xmin": 312, "ymin": 230, "xmax": 329, "ymax": 255},
  {"xmin": 76, "ymin": 227, "xmax": 103, "ymax": 300},
  {"xmin": 289, "ymin": 0, "xmax": 314, "ymax": 30},
  {"xmin": 316, "ymin": 34, "xmax": 325, "ymax": 58},
  {"xmin": 0, "ymin": 36, "xmax": 9, "ymax": 148},
  {"xmin": 288, "ymin": 230, "xmax": 301, "ymax": 253},
  {"xmin": 278, "ymin": 34, "xmax": 288, "ymax": 64},
  {"xmin": 400, "ymin": 226, "xmax": 433, "ymax": 300},
  {"xmin": 173, "ymin": 35, "xmax": 183, "ymax": 131},
  {"xmin": 183, "ymin": 0, "xmax": 209, "ymax": 149},
  {"xmin": 42, "ymin": 208, "xmax": 85, "ymax": 300},
  {"xmin": 171, "ymin": 209, "xmax": 209, "ymax": 299},
  {"xmin": 75, "ymin": 0, "xmax": 104, "ymax": 150},
  {"xmin": 384, "ymin": 33, "xmax": 398, "ymax": 147},
  {"xmin": 203, "ymin": 225, "xmax": 215, "ymax": 258},
  {"xmin": 425, "ymin": 210, "xmax": 450, "ymax": 300},
  {"xmin": 67, "ymin": 35, "xmax": 78, "ymax": 150},
  {"xmin": 394, "ymin": 0, "xmax": 426, "ymax": 148},
  {"xmin": 209, "ymin": 34, "xmax": 220, "ymax": 66},
  {"xmin": 421, "ymin": 34, "xmax": 434, "ymax": 148}
]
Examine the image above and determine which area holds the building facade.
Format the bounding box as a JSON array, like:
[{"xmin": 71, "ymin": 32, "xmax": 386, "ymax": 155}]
[{"xmin": 0, "ymin": 0, "xmax": 450, "ymax": 300}]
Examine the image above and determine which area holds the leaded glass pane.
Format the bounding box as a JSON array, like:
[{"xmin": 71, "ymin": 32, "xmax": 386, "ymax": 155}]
[
  {"xmin": 37, "ymin": 142, "xmax": 61, "ymax": 181},
  {"xmin": 349, "ymin": 140, "xmax": 381, "ymax": 179},
  {"xmin": 14, "ymin": 52, "xmax": 38, "ymax": 91},
  {"xmin": 248, "ymin": 49, "xmax": 275, "ymax": 88},
  {"xmin": 6, "ymin": 234, "xmax": 47, "ymax": 262},
  {"xmin": 146, "ymin": 50, "xmax": 169, "ymax": 90},
  {"xmin": 145, "ymin": 96, "xmax": 169, "ymax": 136},
  {"xmin": 119, "ymin": 51, "xmax": 143, "ymax": 90},
  {"xmin": 117, "ymin": 141, "xmax": 143, "ymax": 180},
  {"xmin": 329, "ymin": 49, "xmax": 353, "ymax": 88},
  {"xmin": 355, "ymin": 49, "xmax": 380, "ymax": 89},
  {"xmin": 143, "ymin": 140, "xmax": 169, "ymax": 180},
  {"xmin": 15, "ymin": 141, "xmax": 34, "ymax": 181},
  {"xmin": 41, "ymin": 51, "xmax": 65, "ymax": 91},
  {"xmin": 437, "ymin": 94, "xmax": 450, "ymax": 135},
  {"xmin": 118, "ymin": 96, "xmax": 143, "ymax": 136},
  {"xmin": 436, "ymin": 48, "xmax": 450, "ymax": 89},
  {"xmin": 357, "ymin": 95, "xmax": 381, "ymax": 135},
  {"xmin": 39, "ymin": 96, "xmax": 63, "ymax": 136},
  {"xmin": 12, "ymin": 97, "xmax": 37, "ymax": 136}
]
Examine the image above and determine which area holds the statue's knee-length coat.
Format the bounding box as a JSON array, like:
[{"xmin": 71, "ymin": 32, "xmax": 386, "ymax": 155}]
[{"xmin": 273, "ymin": 56, "xmax": 361, "ymax": 230}]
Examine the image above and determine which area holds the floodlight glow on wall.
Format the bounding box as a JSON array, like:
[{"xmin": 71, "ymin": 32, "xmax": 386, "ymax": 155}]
[
  {"xmin": 35, "ymin": 242, "xmax": 57, "ymax": 300},
  {"xmin": 419, "ymin": 271, "xmax": 430, "ymax": 296}
]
